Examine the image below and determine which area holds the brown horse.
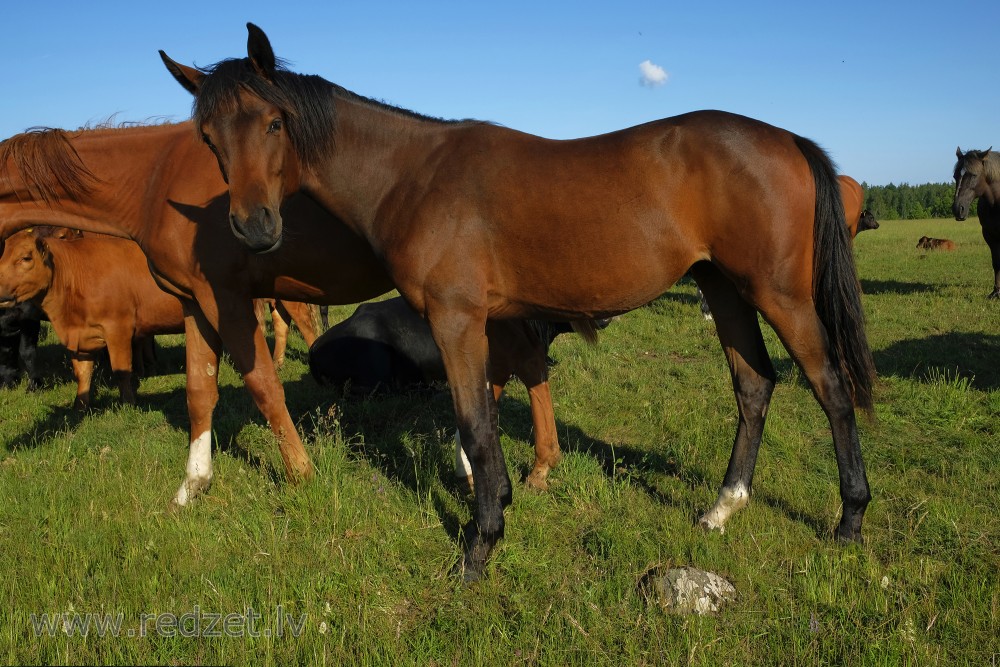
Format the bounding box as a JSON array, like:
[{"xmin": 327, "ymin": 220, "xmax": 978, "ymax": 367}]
[
  {"xmin": 161, "ymin": 24, "xmax": 875, "ymax": 580},
  {"xmin": 0, "ymin": 123, "xmax": 575, "ymax": 503},
  {"xmin": 954, "ymin": 147, "xmax": 1000, "ymax": 297}
]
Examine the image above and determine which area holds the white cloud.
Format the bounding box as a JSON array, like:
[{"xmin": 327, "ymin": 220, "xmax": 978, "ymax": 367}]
[{"xmin": 639, "ymin": 60, "xmax": 669, "ymax": 87}]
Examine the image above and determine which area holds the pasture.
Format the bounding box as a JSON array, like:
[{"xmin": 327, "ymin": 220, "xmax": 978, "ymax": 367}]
[{"xmin": 0, "ymin": 218, "xmax": 997, "ymax": 665}]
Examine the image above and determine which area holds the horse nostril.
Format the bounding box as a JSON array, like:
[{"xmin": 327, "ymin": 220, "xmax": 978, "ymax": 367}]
[{"xmin": 229, "ymin": 212, "xmax": 249, "ymax": 238}]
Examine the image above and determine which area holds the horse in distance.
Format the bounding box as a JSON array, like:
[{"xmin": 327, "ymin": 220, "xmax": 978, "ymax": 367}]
[{"xmin": 954, "ymin": 147, "xmax": 1000, "ymax": 297}]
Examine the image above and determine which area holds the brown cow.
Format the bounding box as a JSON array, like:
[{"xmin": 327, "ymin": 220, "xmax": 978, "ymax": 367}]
[
  {"xmin": 916, "ymin": 236, "xmax": 956, "ymax": 251},
  {"xmin": 0, "ymin": 229, "xmax": 317, "ymax": 408},
  {"xmin": 0, "ymin": 228, "xmax": 186, "ymax": 409}
]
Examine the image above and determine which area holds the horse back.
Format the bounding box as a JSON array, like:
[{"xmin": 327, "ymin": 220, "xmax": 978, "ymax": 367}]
[{"xmin": 383, "ymin": 110, "xmax": 817, "ymax": 319}]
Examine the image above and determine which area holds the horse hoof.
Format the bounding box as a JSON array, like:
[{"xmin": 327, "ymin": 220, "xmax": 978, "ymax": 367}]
[
  {"xmin": 524, "ymin": 472, "xmax": 549, "ymax": 492},
  {"xmin": 833, "ymin": 526, "xmax": 864, "ymax": 545},
  {"xmin": 455, "ymin": 474, "xmax": 475, "ymax": 497},
  {"xmin": 288, "ymin": 462, "xmax": 315, "ymax": 484},
  {"xmin": 696, "ymin": 515, "xmax": 725, "ymax": 534},
  {"xmin": 451, "ymin": 554, "xmax": 487, "ymax": 584},
  {"xmin": 172, "ymin": 476, "xmax": 213, "ymax": 508}
]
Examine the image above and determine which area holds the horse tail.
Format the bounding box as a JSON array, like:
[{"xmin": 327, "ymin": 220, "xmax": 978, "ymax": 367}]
[
  {"xmin": 570, "ymin": 320, "xmax": 601, "ymax": 345},
  {"xmin": 795, "ymin": 135, "xmax": 875, "ymax": 410}
]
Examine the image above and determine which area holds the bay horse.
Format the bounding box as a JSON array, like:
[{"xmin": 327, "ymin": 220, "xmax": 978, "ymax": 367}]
[
  {"xmin": 161, "ymin": 23, "xmax": 875, "ymax": 581},
  {"xmin": 954, "ymin": 147, "xmax": 1000, "ymax": 297},
  {"xmin": 0, "ymin": 123, "xmax": 577, "ymax": 503}
]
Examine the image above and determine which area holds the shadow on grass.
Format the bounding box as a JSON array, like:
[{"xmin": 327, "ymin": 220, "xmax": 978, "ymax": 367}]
[
  {"xmin": 874, "ymin": 331, "xmax": 1000, "ymax": 390},
  {"xmin": 280, "ymin": 372, "xmax": 725, "ymax": 545},
  {"xmin": 3, "ymin": 337, "xmax": 190, "ymax": 453},
  {"xmin": 860, "ymin": 279, "xmax": 937, "ymax": 295}
]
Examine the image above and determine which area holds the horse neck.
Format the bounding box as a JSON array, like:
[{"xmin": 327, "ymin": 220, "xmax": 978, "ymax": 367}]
[
  {"xmin": 301, "ymin": 96, "xmax": 453, "ymax": 234},
  {"xmin": 983, "ymin": 155, "xmax": 1000, "ymax": 205},
  {"xmin": 0, "ymin": 124, "xmax": 201, "ymax": 241}
]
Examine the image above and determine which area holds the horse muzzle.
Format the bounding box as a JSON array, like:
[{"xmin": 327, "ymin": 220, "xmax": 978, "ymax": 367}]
[
  {"xmin": 953, "ymin": 202, "xmax": 969, "ymax": 221},
  {"xmin": 229, "ymin": 207, "xmax": 283, "ymax": 254}
]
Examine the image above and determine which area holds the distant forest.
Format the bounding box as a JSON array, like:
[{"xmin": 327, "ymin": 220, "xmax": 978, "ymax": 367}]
[{"xmin": 861, "ymin": 182, "xmax": 970, "ymax": 221}]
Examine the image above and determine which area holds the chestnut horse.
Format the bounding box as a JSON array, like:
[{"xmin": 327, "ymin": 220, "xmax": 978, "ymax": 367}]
[
  {"xmin": 161, "ymin": 24, "xmax": 875, "ymax": 580},
  {"xmin": 954, "ymin": 147, "xmax": 1000, "ymax": 297},
  {"xmin": 0, "ymin": 124, "xmax": 575, "ymax": 504}
]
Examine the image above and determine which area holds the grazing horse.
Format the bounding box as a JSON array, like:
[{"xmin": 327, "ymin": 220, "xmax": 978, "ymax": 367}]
[
  {"xmin": 839, "ymin": 175, "xmax": 880, "ymax": 238},
  {"xmin": 161, "ymin": 24, "xmax": 875, "ymax": 581},
  {"xmin": 954, "ymin": 147, "xmax": 1000, "ymax": 297},
  {"xmin": 0, "ymin": 123, "xmax": 571, "ymax": 506}
]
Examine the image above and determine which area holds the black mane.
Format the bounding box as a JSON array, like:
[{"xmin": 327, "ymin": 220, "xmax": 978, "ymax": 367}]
[{"xmin": 194, "ymin": 58, "xmax": 486, "ymax": 167}]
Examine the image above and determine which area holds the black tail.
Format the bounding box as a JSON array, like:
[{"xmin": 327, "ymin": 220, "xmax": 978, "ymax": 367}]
[{"xmin": 795, "ymin": 136, "xmax": 875, "ymax": 410}]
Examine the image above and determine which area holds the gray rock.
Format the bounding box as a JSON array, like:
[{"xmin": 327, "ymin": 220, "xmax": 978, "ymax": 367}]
[{"xmin": 640, "ymin": 566, "xmax": 737, "ymax": 615}]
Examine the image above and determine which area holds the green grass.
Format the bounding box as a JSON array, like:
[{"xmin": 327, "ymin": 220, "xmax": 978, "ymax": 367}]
[{"xmin": 1, "ymin": 219, "xmax": 998, "ymax": 665}]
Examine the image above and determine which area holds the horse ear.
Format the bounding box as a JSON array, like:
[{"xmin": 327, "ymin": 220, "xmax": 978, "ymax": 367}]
[
  {"xmin": 246, "ymin": 23, "xmax": 277, "ymax": 81},
  {"xmin": 34, "ymin": 237, "xmax": 51, "ymax": 262},
  {"xmin": 957, "ymin": 146, "xmax": 963, "ymax": 158},
  {"xmin": 160, "ymin": 51, "xmax": 204, "ymax": 96}
]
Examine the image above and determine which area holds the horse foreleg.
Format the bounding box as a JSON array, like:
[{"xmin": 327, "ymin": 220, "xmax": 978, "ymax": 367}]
[
  {"xmin": 221, "ymin": 300, "xmax": 313, "ymax": 483},
  {"xmin": 692, "ymin": 265, "xmax": 775, "ymax": 533},
  {"xmin": 987, "ymin": 241, "xmax": 1000, "ymax": 299},
  {"xmin": 172, "ymin": 305, "xmax": 222, "ymax": 507},
  {"xmin": 430, "ymin": 304, "xmax": 511, "ymax": 582}
]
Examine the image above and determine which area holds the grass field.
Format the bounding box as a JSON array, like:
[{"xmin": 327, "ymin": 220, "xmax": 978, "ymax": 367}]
[{"xmin": 0, "ymin": 218, "xmax": 997, "ymax": 665}]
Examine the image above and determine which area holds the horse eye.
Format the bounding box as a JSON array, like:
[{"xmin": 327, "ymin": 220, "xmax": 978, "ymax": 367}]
[{"xmin": 268, "ymin": 119, "xmax": 283, "ymax": 134}]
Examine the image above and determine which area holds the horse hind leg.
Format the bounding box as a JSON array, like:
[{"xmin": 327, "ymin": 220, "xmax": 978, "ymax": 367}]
[
  {"xmin": 691, "ymin": 264, "xmax": 775, "ymax": 533},
  {"xmin": 756, "ymin": 291, "xmax": 871, "ymax": 541}
]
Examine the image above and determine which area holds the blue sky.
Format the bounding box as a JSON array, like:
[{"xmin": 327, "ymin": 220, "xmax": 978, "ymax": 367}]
[{"xmin": 3, "ymin": 1, "xmax": 996, "ymax": 186}]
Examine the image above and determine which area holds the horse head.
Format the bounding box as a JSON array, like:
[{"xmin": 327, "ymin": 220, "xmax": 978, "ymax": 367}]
[
  {"xmin": 160, "ymin": 24, "xmax": 307, "ymax": 254},
  {"xmin": 953, "ymin": 146, "xmax": 993, "ymax": 220}
]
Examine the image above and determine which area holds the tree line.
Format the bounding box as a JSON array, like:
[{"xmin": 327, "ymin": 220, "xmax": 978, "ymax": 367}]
[{"xmin": 861, "ymin": 182, "xmax": 970, "ymax": 221}]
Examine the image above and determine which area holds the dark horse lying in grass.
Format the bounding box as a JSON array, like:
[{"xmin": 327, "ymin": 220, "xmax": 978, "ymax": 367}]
[
  {"xmin": 309, "ymin": 296, "xmax": 609, "ymax": 491},
  {"xmin": 954, "ymin": 147, "xmax": 1000, "ymax": 297},
  {"xmin": 161, "ymin": 24, "xmax": 874, "ymax": 580}
]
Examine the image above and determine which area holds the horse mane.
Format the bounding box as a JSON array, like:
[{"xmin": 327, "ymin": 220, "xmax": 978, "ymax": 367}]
[
  {"xmin": 0, "ymin": 128, "xmax": 98, "ymax": 203},
  {"xmin": 194, "ymin": 58, "xmax": 487, "ymax": 168},
  {"xmin": 956, "ymin": 148, "xmax": 1000, "ymax": 183}
]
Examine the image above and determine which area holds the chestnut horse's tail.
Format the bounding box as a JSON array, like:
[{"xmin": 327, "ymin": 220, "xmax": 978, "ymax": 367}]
[{"xmin": 795, "ymin": 135, "xmax": 875, "ymax": 410}]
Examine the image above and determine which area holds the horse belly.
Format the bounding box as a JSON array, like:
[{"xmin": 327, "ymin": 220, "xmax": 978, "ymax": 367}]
[{"xmin": 492, "ymin": 217, "xmax": 699, "ymax": 318}]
